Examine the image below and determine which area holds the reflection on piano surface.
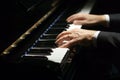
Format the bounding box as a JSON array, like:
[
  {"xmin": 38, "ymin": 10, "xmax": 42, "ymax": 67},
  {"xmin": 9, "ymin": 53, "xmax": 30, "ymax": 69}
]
[{"xmin": 0, "ymin": 0, "xmax": 97, "ymax": 80}]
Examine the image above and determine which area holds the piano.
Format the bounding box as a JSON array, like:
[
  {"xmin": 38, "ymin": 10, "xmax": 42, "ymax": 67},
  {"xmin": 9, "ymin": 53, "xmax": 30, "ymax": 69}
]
[{"xmin": 1, "ymin": 0, "xmax": 120, "ymax": 80}]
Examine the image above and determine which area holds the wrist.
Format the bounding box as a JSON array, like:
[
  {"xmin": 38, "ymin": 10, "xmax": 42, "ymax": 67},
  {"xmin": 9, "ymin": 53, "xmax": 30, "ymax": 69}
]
[
  {"xmin": 86, "ymin": 30, "xmax": 98, "ymax": 45},
  {"xmin": 92, "ymin": 31, "xmax": 100, "ymax": 47},
  {"xmin": 98, "ymin": 15, "xmax": 108, "ymax": 26},
  {"xmin": 87, "ymin": 30, "xmax": 97, "ymax": 40},
  {"xmin": 98, "ymin": 14, "xmax": 110, "ymax": 27},
  {"xmin": 85, "ymin": 30, "xmax": 100, "ymax": 47}
]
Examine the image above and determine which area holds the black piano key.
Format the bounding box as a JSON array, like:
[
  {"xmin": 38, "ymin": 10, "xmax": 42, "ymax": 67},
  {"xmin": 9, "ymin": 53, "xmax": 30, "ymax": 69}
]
[
  {"xmin": 46, "ymin": 28, "xmax": 64, "ymax": 34},
  {"xmin": 50, "ymin": 27, "xmax": 65, "ymax": 29},
  {"xmin": 35, "ymin": 39, "xmax": 57, "ymax": 47},
  {"xmin": 23, "ymin": 54, "xmax": 48, "ymax": 61},
  {"xmin": 29, "ymin": 47, "xmax": 52, "ymax": 55},
  {"xmin": 27, "ymin": 53, "xmax": 50, "ymax": 56},
  {"xmin": 42, "ymin": 34, "xmax": 58, "ymax": 39},
  {"xmin": 56, "ymin": 20, "xmax": 67, "ymax": 24},
  {"xmin": 51, "ymin": 23, "xmax": 67, "ymax": 28},
  {"xmin": 38, "ymin": 39, "xmax": 56, "ymax": 42}
]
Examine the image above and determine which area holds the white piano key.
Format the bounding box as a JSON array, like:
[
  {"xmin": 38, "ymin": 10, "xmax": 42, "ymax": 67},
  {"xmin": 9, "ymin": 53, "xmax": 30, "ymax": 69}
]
[
  {"xmin": 47, "ymin": 48, "xmax": 69, "ymax": 63},
  {"xmin": 66, "ymin": 24, "xmax": 82, "ymax": 30}
]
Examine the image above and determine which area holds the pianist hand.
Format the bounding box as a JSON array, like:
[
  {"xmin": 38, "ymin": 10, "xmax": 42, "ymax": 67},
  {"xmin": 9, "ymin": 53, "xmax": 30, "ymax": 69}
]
[
  {"xmin": 56, "ymin": 13, "xmax": 120, "ymax": 49},
  {"xmin": 55, "ymin": 28, "xmax": 97, "ymax": 48},
  {"xmin": 66, "ymin": 13, "xmax": 107, "ymax": 26}
]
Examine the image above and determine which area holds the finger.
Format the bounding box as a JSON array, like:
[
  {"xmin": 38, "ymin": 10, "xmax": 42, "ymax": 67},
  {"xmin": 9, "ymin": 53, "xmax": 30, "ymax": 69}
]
[
  {"xmin": 55, "ymin": 34, "xmax": 70, "ymax": 45},
  {"xmin": 66, "ymin": 14, "xmax": 85, "ymax": 23},
  {"xmin": 66, "ymin": 14, "xmax": 80, "ymax": 22},
  {"xmin": 56, "ymin": 31, "xmax": 70, "ymax": 40},
  {"xmin": 58, "ymin": 41, "xmax": 71, "ymax": 48},
  {"xmin": 73, "ymin": 20, "xmax": 87, "ymax": 25},
  {"xmin": 58, "ymin": 39, "xmax": 76, "ymax": 48}
]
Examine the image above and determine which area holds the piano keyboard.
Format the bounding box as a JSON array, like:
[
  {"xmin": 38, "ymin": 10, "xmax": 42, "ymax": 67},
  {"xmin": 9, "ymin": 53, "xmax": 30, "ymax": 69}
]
[{"xmin": 23, "ymin": 24, "xmax": 82, "ymax": 64}]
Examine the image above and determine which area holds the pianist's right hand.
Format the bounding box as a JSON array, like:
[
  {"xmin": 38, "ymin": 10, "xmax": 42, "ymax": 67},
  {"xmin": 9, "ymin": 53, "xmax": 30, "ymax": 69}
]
[{"xmin": 55, "ymin": 28, "xmax": 97, "ymax": 48}]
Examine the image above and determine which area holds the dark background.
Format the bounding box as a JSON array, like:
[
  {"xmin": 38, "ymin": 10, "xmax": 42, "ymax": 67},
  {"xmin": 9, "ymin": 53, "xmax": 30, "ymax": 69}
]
[{"xmin": 0, "ymin": 0, "xmax": 55, "ymax": 53}]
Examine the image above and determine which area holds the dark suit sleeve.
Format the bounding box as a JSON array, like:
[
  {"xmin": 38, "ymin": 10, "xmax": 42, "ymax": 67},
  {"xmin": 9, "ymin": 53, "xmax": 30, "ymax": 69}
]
[
  {"xmin": 109, "ymin": 14, "xmax": 120, "ymax": 32},
  {"xmin": 99, "ymin": 14, "xmax": 120, "ymax": 49},
  {"xmin": 97, "ymin": 31, "xmax": 120, "ymax": 50},
  {"xmin": 97, "ymin": 31, "xmax": 120, "ymax": 80},
  {"xmin": 94, "ymin": 14, "xmax": 120, "ymax": 80}
]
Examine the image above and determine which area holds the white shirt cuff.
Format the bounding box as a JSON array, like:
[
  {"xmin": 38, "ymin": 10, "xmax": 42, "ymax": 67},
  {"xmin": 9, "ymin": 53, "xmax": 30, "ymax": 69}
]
[
  {"xmin": 104, "ymin": 14, "xmax": 110, "ymax": 27},
  {"xmin": 93, "ymin": 31, "xmax": 101, "ymax": 47}
]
